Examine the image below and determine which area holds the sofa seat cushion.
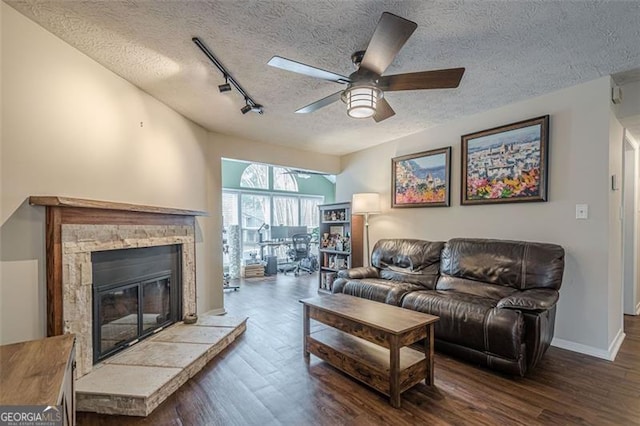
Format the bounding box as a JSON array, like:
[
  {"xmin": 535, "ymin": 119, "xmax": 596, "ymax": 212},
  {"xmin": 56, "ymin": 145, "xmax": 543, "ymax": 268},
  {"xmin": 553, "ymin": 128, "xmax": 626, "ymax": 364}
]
[
  {"xmin": 336, "ymin": 278, "xmax": 424, "ymax": 306},
  {"xmin": 402, "ymin": 290, "xmax": 525, "ymax": 360},
  {"xmin": 436, "ymin": 275, "xmax": 519, "ymax": 301}
]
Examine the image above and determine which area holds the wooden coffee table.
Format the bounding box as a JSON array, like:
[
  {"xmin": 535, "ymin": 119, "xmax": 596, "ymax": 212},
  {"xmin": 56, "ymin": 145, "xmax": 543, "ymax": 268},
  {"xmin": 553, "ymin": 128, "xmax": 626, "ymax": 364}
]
[{"xmin": 300, "ymin": 294, "xmax": 439, "ymax": 408}]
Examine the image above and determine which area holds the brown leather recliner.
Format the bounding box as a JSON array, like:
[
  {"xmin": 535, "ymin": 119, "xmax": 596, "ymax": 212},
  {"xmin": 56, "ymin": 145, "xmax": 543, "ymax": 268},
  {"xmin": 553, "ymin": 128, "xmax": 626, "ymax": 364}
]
[
  {"xmin": 333, "ymin": 238, "xmax": 565, "ymax": 376},
  {"xmin": 332, "ymin": 239, "xmax": 445, "ymax": 305}
]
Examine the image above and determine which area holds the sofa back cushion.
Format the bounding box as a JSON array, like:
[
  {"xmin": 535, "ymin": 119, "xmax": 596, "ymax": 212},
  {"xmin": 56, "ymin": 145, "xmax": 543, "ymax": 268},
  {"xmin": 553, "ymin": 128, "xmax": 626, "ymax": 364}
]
[
  {"xmin": 439, "ymin": 238, "xmax": 565, "ymax": 290},
  {"xmin": 371, "ymin": 239, "xmax": 445, "ymax": 289}
]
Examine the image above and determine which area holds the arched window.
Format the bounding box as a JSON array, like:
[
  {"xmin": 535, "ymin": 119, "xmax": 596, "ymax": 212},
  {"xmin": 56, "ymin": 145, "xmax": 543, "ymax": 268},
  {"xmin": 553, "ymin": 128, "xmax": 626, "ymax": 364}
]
[
  {"xmin": 273, "ymin": 167, "xmax": 299, "ymax": 192},
  {"xmin": 240, "ymin": 164, "xmax": 268, "ymax": 189}
]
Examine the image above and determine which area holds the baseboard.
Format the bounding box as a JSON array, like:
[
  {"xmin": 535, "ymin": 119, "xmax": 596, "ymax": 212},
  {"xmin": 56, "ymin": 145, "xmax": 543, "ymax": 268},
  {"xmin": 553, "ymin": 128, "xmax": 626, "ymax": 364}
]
[
  {"xmin": 551, "ymin": 328, "xmax": 626, "ymax": 361},
  {"xmin": 608, "ymin": 328, "xmax": 626, "ymax": 361},
  {"xmin": 202, "ymin": 307, "xmax": 227, "ymax": 316}
]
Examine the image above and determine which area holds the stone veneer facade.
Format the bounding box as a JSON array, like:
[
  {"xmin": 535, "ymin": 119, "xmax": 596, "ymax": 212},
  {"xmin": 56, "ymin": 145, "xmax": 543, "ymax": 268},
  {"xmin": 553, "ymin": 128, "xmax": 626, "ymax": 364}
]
[{"xmin": 61, "ymin": 224, "xmax": 196, "ymax": 377}]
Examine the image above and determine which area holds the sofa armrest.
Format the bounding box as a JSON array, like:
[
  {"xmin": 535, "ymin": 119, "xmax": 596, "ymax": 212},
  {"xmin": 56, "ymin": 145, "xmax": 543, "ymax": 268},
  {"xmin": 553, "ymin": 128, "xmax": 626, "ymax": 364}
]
[
  {"xmin": 497, "ymin": 289, "xmax": 559, "ymax": 312},
  {"xmin": 337, "ymin": 266, "xmax": 379, "ymax": 279}
]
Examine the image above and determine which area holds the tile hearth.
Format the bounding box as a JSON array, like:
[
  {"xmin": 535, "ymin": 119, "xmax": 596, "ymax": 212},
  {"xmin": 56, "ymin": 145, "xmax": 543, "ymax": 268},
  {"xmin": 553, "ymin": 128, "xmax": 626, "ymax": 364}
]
[{"xmin": 76, "ymin": 312, "xmax": 247, "ymax": 416}]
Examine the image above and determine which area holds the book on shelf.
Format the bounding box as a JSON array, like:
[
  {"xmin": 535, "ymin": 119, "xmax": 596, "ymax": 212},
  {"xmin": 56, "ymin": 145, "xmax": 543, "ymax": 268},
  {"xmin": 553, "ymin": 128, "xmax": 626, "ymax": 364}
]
[{"xmin": 321, "ymin": 271, "xmax": 337, "ymax": 291}]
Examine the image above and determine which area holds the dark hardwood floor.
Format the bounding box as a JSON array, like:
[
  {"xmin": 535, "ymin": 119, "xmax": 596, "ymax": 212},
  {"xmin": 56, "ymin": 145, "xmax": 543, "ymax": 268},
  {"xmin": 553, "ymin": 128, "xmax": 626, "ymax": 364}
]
[{"xmin": 78, "ymin": 273, "xmax": 640, "ymax": 425}]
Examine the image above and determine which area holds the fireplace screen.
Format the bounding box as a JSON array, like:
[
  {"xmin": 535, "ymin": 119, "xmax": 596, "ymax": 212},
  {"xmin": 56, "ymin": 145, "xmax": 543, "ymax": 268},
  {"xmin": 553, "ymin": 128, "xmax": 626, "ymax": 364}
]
[{"xmin": 92, "ymin": 245, "xmax": 181, "ymax": 363}]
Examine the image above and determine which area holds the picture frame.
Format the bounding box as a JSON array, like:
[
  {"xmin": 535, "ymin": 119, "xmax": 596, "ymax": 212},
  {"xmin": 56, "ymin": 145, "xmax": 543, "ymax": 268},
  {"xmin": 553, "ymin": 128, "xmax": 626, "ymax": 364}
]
[
  {"xmin": 391, "ymin": 146, "xmax": 451, "ymax": 208},
  {"xmin": 461, "ymin": 115, "xmax": 549, "ymax": 205},
  {"xmin": 329, "ymin": 225, "xmax": 344, "ymax": 236}
]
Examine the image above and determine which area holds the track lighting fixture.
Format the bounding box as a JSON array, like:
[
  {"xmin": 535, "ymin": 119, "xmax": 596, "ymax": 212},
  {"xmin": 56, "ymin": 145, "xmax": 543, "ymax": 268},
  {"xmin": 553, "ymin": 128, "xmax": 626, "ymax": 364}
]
[
  {"xmin": 218, "ymin": 76, "xmax": 232, "ymax": 93},
  {"xmin": 193, "ymin": 37, "xmax": 264, "ymax": 115}
]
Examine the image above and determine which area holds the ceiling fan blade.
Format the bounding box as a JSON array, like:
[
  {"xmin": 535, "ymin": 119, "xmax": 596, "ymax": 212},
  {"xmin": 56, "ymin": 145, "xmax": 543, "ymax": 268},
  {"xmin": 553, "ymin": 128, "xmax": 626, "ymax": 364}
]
[
  {"xmin": 284, "ymin": 169, "xmax": 330, "ymax": 176},
  {"xmin": 295, "ymin": 91, "xmax": 344, "ymax": 114},
  {"xmin": 268, "ymin": 56, "xmax": 351, "ymax": 84},
  {"xmin": 359, "ymin": 12, "xmax": 417, "ymax": 76},
  {"xmin": 378, "ymin": 68, "xmax": 465, "ymax": 91},
  {"xmin": 373, "ymin": 98, "xmax": 395, "ymax": 122}
]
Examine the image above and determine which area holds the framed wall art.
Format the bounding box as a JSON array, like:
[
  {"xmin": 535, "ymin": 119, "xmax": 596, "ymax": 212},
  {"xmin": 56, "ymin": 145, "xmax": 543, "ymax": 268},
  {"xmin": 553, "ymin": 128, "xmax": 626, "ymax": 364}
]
[
  {"xmin": 392, "ymin": 146, "xmax": 451, "ymax": 208},
  {"xmin": 461, "ymin": 115, "xmax": 549, "ymax": 205}
]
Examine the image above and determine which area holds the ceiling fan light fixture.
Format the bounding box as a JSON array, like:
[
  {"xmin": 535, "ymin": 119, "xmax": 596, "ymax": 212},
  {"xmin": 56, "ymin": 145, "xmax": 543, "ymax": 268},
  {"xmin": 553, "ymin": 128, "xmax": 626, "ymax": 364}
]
[{"xmin": 344, "ymin": 86, "xmax": 381, "ymax": 119}]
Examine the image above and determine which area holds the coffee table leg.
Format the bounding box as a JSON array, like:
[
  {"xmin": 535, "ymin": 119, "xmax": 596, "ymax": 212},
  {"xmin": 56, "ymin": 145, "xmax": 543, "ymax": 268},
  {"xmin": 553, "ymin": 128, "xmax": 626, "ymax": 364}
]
[
  {"xmin": 425, "ymin": 323, "xmax": 434, "ymax": 386},
  {"xmin": 389, "ymin": 335, "xmax": 401, "ymax": 408},
  {"xmin": 303, "ymin": 304, "xmax": 310, "ymax": 361}
]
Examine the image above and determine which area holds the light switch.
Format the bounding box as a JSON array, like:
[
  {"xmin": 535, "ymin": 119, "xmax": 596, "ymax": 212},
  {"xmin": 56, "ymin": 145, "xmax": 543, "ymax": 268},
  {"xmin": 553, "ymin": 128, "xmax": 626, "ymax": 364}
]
[{"xmin": 576, "ymin": 204, "xmax": 588, "ymax": 219}]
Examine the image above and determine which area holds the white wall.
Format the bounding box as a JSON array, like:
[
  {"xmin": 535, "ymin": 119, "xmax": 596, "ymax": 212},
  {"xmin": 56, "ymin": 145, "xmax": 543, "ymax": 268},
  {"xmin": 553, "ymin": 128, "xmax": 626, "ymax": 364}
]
[
  {"xmin": 607, "ymin": 111, "xmax": 624, "ymax": 356},
  {"xmin": 0, "ymin": 3, "xmax": 342, "ymax": 345},
  {"xmin": 622, "ymin": 138, "xmax": 638, "ymax": 316},
  {"xmin": 337, "ymin": 76, "xmax": 624, "ymax": 358},
  {"xmin": 0, "ymin": 3, "xmax": 211, "ymax": 344},
  {"xmin": 616, "ymin": 81, "xmax": 640, "ymax": 122}
]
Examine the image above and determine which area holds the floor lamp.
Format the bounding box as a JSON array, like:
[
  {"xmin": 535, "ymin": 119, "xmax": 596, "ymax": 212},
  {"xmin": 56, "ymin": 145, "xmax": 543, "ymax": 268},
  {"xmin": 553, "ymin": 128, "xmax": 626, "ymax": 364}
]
[{"xmin": 352, "ymin": 193, "xmax": 381, "ymax": 267}]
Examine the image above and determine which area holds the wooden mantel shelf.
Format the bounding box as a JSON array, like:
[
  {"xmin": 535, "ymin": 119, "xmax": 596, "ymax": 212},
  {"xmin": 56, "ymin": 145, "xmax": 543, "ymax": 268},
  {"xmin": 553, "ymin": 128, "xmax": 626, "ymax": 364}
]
[{"xmin": 29, "ymin": 196, "xmax": 207, "ymax": 216}]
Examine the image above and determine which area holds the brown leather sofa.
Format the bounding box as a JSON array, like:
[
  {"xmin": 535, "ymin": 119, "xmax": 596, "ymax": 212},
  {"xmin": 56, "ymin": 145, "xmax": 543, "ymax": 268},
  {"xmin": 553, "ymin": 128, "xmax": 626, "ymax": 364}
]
[{"xmin": 332, "ymin": 238, "xmax": 565, "ymax": 376}]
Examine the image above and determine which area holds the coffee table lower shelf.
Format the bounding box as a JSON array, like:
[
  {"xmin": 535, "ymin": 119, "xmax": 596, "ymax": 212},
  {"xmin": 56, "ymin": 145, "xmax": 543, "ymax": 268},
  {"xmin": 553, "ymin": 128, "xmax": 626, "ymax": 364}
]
[{"xmin": 307, "ymin": 328, "xmax": 427, "ymax": 398}]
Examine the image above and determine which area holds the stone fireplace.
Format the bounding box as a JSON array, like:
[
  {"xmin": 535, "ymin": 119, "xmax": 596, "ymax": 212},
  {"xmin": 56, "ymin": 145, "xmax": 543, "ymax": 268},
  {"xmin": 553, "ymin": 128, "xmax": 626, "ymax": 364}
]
[{"xmin": 30, "ymin": 196, "xmax": 206, "ymax": 377}]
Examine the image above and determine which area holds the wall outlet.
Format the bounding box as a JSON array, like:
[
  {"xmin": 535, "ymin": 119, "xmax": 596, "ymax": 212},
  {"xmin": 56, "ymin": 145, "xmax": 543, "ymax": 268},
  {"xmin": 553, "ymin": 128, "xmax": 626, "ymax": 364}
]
[{"xmin": 576, "ymin": 204, "xmax": 589, "ymax": 220}]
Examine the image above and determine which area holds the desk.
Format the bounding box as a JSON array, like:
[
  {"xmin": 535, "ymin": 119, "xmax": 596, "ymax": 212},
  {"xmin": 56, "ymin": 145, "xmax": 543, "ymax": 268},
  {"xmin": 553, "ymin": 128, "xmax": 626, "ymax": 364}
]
[
  {"xmin": 258, "ymin": 239, "xmax": 319, "ymax": 259},
  {"xmin": 258, "ymin": 240, "xmax": 292, "ymax": 260}
]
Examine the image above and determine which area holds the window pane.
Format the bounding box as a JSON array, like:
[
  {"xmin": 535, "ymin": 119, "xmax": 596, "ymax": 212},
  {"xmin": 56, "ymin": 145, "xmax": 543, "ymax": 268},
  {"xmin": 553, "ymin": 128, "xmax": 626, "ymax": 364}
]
[
  {"xmin": 222, "ymin": 192, "xmax": 239, "ymax": 227},
  {"xmin": 241, "ymin": 194, "xmax": 270, "ymax": 260},
  {"xmin": 300, "ymin": 197, "xmax": 322, "ymax": 228},
  {"xmin": 222, "ymin": 192, "xmax": 238, "ymax": 269},
  {"xmin": 273, "ymin": 196, "xmax": 299, "ymax": 226},
  {"xmin": 273, "ymin": 167, "xmax": 299, "ymax": 192},
  {"xmin": 240, "ymin": 164, "xmax": 268, "ymax": 189}
]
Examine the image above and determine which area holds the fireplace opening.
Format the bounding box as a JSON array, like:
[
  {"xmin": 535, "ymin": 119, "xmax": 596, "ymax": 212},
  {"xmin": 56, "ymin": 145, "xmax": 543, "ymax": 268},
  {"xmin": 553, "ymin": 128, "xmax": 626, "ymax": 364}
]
[{"xmin": 92, "ymin": 245, "xmax": 182, "ymax": 363}]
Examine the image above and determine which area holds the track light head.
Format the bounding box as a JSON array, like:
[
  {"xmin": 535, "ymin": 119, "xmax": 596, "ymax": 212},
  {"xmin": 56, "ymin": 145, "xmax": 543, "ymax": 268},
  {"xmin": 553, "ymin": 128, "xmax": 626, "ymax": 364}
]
[
  {"xmin": 218, "ymin": 83, "xmax": 232, "ymax": 93},
  {"xmin": 241, "ymin": 101, "xmax": 263, "ymax": 115}
]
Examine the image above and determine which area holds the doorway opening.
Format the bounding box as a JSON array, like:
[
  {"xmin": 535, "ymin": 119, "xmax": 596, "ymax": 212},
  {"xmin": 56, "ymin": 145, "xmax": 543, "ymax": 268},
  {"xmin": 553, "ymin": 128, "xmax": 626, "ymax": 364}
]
[{"xmin": 221, "ymin": 158, "xmax": 335, "ymax": 282}]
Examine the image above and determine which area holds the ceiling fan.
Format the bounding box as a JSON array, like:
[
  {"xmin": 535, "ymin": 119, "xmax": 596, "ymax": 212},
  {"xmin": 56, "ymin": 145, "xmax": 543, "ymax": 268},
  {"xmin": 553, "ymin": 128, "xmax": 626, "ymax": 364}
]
[
  {"xmin": 281, "ymin": 168, "xmax": 331, "ymax": 179},
  {"xmin": 267, "ymin": 12, "xmax": 465, "ymax": 123}
]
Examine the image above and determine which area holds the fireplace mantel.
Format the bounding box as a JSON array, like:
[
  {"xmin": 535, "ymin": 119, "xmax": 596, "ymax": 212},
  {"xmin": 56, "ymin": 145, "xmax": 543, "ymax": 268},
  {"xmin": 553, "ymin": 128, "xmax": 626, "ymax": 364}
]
[
  {"xmin": 30, "ymin": 196, "xmax": 207, "ymax": 340},
  {"xmin": 29, "ymin": 196, "xmax": 207, "ymax": 216}
]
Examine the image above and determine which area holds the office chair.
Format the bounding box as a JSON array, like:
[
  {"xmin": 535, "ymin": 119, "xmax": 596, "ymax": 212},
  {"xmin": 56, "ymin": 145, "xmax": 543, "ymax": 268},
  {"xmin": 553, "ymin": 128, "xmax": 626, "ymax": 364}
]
[{"xmin": 284, "ymin": 233, "xmax": 316, "ymax": 276}]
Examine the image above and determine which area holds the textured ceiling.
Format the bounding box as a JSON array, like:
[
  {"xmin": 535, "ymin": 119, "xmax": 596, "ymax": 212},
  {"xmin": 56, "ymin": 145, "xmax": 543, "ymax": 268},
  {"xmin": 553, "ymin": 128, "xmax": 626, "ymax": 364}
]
[{"xmin": 6, "ymin": 0, "xmax": 640, "ymax": 156}]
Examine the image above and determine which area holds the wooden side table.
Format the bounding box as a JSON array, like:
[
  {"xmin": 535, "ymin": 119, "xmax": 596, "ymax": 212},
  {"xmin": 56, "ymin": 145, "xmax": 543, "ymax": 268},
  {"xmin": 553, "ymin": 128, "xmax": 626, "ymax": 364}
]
[{"xmin": 0, "ymin": 334, "xmax": 76, "ymax": 425}]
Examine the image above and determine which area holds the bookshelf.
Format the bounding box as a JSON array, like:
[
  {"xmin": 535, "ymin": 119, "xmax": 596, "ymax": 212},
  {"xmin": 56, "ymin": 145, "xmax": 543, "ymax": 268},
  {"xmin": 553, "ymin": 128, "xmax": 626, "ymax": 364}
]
[{"xmin": 317, "ymin": 202, "xmax": 363, "ymax": 293}]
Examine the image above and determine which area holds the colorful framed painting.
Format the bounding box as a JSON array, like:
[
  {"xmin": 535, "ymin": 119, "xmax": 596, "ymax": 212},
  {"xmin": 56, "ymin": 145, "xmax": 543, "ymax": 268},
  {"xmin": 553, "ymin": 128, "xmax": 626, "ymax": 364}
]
[
  {"xmin": 461, "ymin": 115, "xmax": 549, "ymax": 205},
  {"xmin": 392, "ymin": 147, "xmax": 451, "ymax": 208}
]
